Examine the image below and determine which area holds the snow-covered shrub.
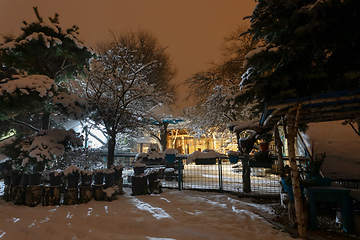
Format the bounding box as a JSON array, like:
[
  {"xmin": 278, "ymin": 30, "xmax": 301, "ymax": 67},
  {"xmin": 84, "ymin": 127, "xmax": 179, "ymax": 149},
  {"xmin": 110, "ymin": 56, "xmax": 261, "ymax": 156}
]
[
  {"xmin": 63, "ymin": 165, "xmax": 80, "ymax": 176},
  {"xmin": 1, "ymin": 129, "xmax": 82, "ymax": 172},
  {"xmin": 55, "ymin": 147, "xmax": 104, "ymax": 171}
]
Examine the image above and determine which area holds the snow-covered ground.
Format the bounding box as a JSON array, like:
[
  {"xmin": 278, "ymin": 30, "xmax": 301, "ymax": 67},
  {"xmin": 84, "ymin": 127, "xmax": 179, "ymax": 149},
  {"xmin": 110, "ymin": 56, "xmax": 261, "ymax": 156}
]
[{"xmin": 0, "ymin": 186, "xmax": 295, "ymax": 240}]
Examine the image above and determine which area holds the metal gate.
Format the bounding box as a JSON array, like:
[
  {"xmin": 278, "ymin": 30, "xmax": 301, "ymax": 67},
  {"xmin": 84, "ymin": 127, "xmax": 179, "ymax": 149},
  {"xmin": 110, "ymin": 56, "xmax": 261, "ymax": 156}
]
[{"xmin": 160, "ymin": 158, "xmax": 281, "ymax": 198}]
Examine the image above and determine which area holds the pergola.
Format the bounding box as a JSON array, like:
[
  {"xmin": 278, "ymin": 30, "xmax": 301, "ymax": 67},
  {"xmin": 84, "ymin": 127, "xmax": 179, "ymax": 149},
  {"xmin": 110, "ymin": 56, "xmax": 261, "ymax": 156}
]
[
  {"xmin": 259, "ymin": 89, "xmax": 360, "ymax": 237},
  {"xmin": 260, "ymin": 89, "xmax": 360, "ymax": 127}
]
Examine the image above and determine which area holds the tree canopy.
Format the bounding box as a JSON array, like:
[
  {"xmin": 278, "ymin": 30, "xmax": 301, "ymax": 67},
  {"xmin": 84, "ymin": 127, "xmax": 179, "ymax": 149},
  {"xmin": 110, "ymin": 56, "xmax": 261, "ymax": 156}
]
[
  {"xmin": 184, "ymin": 25, "xmax": 259, "ymax": 136},
  {"xmin": 0, "ymin": 7, "xmax": 93, "ymax": 133},
  {"xmin": 83, "ymin": 30, "xmax": 176, "ymax": 168},
  {"xmin": 0, "ymin": 7, "xmax": 92, "ymax": 171},
  {"xmin": 239, "ymin": 0, "xmax": 360, "ymax": 112},
  {"xmin": 0, "ymin": 7, "xmax": 93, "ymax": 81}
]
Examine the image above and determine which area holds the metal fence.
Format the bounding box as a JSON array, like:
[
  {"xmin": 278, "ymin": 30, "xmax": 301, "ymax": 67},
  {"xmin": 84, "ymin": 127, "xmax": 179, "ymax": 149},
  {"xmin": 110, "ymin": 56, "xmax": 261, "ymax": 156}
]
[{"xmin": 122, "ymin": 157, "xmax": 282, "ymax": 198}]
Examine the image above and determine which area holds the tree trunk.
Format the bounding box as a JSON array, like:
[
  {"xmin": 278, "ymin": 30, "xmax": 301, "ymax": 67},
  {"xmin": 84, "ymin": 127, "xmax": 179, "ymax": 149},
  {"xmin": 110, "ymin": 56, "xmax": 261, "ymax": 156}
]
[
  {"xmin": 242, "ymin": 156, "xmax": 251, "ymax": 193},
  {"xmin": 236, "ymin": 131, "xmax": 241, "ymax": 151},
  {"xmin": 274, "ymin": 126, "xmax": 285, "ymax": 177},
  {"xmin": 160, "ymin": 122, "xmax": 169, "ymax": 152},
  {"xmin": 107, "ymin": 136, "xmax": 116, "ymax": 169},
  {"xmin": 287, "ymin": 114, "xmax": 307, "ymax": 238},
  {"xmin": 42, "ymin": 111, "xmax": 50, "ymax": 130}
]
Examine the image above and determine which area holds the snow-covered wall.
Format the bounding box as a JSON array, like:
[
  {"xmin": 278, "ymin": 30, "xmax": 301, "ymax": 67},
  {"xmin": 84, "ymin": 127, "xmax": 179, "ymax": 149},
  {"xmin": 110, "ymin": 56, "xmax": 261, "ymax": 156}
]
[{"xmin": 302, "ymin": 120, "xmax": 360, "ymax": 180}]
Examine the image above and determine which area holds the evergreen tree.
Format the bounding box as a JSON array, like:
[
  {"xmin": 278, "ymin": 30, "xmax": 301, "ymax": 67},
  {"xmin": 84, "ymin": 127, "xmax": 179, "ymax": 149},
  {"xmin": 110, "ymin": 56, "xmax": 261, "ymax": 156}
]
[
  {"xmin": 0, "ymin": 7, "xmax": 92, "ymax": 81},
  {"xmin": 0, "ymin": 7, "xmax": 92, "ymax": 131},
  {"xmin": 240, "ymin": 0, "xmax": 360, "ymax": 111}
]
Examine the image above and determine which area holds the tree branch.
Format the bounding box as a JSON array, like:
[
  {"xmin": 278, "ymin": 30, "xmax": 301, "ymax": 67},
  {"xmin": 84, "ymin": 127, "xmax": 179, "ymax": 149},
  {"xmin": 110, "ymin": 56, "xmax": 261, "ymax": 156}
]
[{"xmin": 8, "ymin": 118, "xmax": 40, "ymax": 132}]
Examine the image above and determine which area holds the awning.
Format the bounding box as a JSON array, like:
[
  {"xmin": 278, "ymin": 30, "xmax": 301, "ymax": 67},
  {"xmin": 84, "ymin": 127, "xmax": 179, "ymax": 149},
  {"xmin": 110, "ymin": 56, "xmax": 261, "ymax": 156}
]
[{"xmin": 260, "ymin": 89, "xmax": 360, "ymax": 127}]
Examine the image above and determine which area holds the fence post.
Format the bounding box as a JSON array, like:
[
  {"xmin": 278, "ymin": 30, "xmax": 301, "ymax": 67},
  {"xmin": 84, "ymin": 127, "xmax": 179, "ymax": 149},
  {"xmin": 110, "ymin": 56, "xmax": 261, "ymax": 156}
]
[
  {"xmin": 242, "ymin": 156, "xmax": 251, "ymax": 193},
  {"xmin": 178, "ymin": 157, "xmax": 183, "ymax": 191},
  {"xmin": 218, "ymin": 158, "xmax": 223, "ymax": 193}
]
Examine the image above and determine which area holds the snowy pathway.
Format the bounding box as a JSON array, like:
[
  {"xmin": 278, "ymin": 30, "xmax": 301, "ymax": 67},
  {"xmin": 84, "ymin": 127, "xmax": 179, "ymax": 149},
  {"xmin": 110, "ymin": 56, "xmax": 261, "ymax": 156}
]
[{"xmin": 0, "ymin": 188, "xmax": 295, "ymax": 240}]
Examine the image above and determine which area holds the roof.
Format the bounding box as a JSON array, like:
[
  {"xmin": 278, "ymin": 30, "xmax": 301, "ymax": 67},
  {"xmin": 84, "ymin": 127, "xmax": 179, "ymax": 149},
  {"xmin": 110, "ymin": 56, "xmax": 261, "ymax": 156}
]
[{"xmin": 260, "ymin": 89, "xmax": 360, "ymax": 127}]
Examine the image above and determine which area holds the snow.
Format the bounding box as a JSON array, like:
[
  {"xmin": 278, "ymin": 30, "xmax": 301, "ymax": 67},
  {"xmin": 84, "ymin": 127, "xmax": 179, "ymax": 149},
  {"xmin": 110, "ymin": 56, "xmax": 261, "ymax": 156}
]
[
  {"xmin": 0, "ymin": 187, "xmax": 295, "ymax": 240},
  {"xmin": 63, "ymin": 165, "xmax": 79, "ymax": 176},
  {"xmin": 52, "ymin": 92, "xmax": 84, "ymax": 118},
  {"xmin": 164, "ymin": 148, "xmax": 178, "ymax": 155},
  {"xmin": 227, "ymin": 150, "xmax": 240, "ymax": 156},
  {"xmin": 20, "ymin": 129, "xmax": 82, "ymax": 166},
  {"xmin": 148, "ymin": 151, "xmax": 165, "ymax": 160},
  {"xmin": 132, "ymin": 160, "xmax": 146, "ymax": 167},
  {"xmin": 0, "ymin": 75, "xmax": 57, "ymax": 97},
  {"xmin": 186, "ymin": 150, "xmax": 225, "ymax": 164},
  {"xmin": 230, "ymin": 119, "xmax": 259, "ymax": 133}
]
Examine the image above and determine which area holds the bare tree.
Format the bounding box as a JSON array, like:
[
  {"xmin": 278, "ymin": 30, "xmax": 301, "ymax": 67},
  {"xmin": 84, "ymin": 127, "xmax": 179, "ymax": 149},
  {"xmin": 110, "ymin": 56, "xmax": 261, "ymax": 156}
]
[
  {"xmin": 83, "ymin": 30, "xmax": 176, "ymax": 168},
  {"xmin": 184, "ymin": 25, "xmax": 259, "ymax": 137}
]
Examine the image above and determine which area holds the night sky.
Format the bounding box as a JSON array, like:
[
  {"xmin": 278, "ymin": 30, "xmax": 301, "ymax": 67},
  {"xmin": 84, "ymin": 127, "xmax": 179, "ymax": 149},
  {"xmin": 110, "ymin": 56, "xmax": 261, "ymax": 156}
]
[{"xmin": 0, "ymin": 0, "xmax": 256, "ymax": 112}]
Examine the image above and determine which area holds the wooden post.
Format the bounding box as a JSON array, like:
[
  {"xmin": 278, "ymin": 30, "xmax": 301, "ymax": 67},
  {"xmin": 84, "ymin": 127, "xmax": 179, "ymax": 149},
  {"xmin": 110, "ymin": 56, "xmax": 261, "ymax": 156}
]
[
  {"xmin": 79, "ymin": 185, "xmax": 92, "ymax": 203},
  {"xmin": 3, "ymin": 185, "xmax": 11, "ymax": 202},
  {"xmin": 43, "ymin": 186, "xmax": 61, "ymax": 206},
  {"xmin": 9, "ymin": 185, "xmax": 19, "ymax": 202},
  {"xmin": 274, "ymin": 126, "xmax": 285, "ymax": 177},
  {"xmin": 242, "ymin": 156, "xmax": 251, "ymax": 193},
  {"xmin": 26, "ymin": 185, "xmax": 43, "ymax": 207},
  {"xmin": 63, "ymin": 188, "xmax": 78, "ymax": 205},
  {"xmin": 13, "ymin": 186, "xmax": 26, "ymax": 205},
  {"xmin": 114, "ymin": 178, "xmax": 123, "ymax": 195},
  {"xmin": 286, "ymin": 105, "xmax": 306, "ymax": 238},
  {"xmin": 93, "ymin": 185, "xmax": 105, "ymax": 201}
]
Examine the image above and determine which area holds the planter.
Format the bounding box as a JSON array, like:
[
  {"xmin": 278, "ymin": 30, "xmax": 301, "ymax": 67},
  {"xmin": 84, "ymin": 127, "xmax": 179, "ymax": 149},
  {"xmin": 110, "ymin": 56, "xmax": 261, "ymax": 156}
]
[
  {"xmin": 49, "ymin": 172, "xmax": 62, "ymax": 186},
  {"xmin": 3, "ymin": 175, "xmax": 11, "ymax": 185},
  {"xmin": 81, "ymin": 173, "xmax": 93, "ymax": 186},
  {"xmin": 249, "ymin": 160, "xmax": 273, "ymax": 168},
  {"xmin": 131, "ymin": 176, "xmax": 148, "ymax": 195},
  {"xmin": 66, "ymin": 172, "xmax": 79, "ymax": 188},
  {"xmin": 134, "ymin": 166, "xmax": 146, "ymax": 175},
  {"xmin": 239, "ymin": 139, "xmax": 249, "ymax": 149},
  {"xmin": 20, "ymin": 173, "xmax": 29, "ymax": 186},
  {"xmin": 94, "ymin": 172, "xmax": 104, "ymax": 185},
  {"xmin": 165, "ymin": 154, "xmax": 176, "ymax": 163},
  {"xmin": 259, "ymin": 143, "xmax": 269, "ymax": 152},
  {"xmin": 142, "ymin": 158, "xmax": 164, "ymax": 165},
  {"xmin": 228, "ymin": 156, "xmax": 239, "ymax": 164},
  {"xmin": 306, "ymin": 174, "xmax": 331, "ymax": 186},
  {"xmin": 281, "ymin": 179, "xmax": 304, "ymax": 202},
  {"xmin": 164, "ymin": 169, "xmax": 175, "ymax": 181},
  {"xmin": 147, "ymin": 171, "xmax": 159, "ymax": 182},
  {"xmin": 10, "ymin": 173, "xmax": 22, "ymax": 186},
  {"xmin": 195, "ymin": 158, "xmax": 217, "ymax": 165},
  {"xmin": 104, "ymin": 172, "xmax": 114, "ymax": 188},
  {"xmin": 114, "ymin": 168, "xmax": 123, "ymax": 180},
  {"xmin": 29, "ymin": 173, "xmax": 42, "ymax": 186}
]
